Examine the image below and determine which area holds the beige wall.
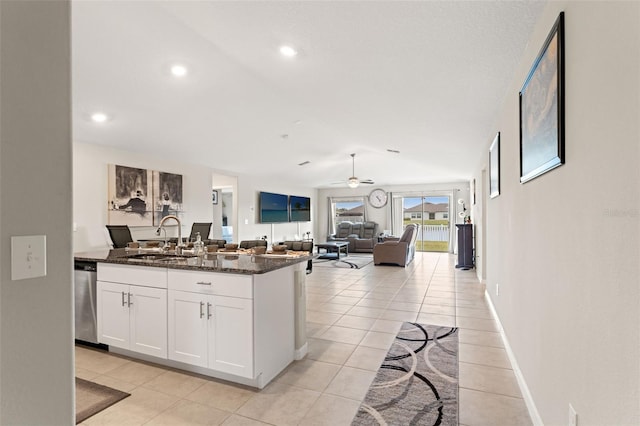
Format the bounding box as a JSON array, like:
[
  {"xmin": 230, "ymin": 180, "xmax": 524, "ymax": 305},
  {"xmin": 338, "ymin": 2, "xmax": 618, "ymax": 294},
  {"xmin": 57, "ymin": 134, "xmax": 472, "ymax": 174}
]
[
  {"xmin": 0, "ymin": 1, "xmax": 74, "ymax": 423},
  {"xmin": 478, "ymin": 2, "xmax": 640, "ymax": 424},
  {"xmin": 236, "ymin": 174, "xmax": 315, "ymax": 245},
  {"xmin": 73, "ymin": 142, "xmax": 318, "ymax": 251},
  {"xmin": 73, "ymin": 142, "xmax": 216, "ymax": 252}
]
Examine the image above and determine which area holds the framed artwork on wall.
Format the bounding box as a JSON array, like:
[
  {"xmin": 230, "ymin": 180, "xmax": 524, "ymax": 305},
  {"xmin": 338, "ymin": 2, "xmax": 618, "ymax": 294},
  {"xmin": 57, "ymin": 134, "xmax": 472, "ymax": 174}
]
[
  {"xmin": 519, "ymin": 11, "xmax": 565, "ymax": 184},
  {"xmin": 153, "ymin": 171, "xmax": 184, "ymax": 225},
  {"xmin": 107, "ymin": 164, "xmax": 153, "ymax": 226},
  {"xmin": 471, "ymin": 179, "xmax": 476, "ymax": 205},
  {"xmin": 489, "ymin": 132, "xmax": 500, "ymax": 199}
]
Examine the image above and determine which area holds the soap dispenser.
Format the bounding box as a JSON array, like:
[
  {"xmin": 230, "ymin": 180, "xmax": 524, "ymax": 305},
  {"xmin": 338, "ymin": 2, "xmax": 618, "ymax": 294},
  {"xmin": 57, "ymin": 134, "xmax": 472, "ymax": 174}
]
[{"xmin": 194, "ymin": 232, "xmax": 204, "ymax": 256}]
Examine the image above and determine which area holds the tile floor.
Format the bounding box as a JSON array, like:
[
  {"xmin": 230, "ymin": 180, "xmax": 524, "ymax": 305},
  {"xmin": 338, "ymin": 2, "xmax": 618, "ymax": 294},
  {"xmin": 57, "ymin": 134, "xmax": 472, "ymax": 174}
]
[{"xmin": 75, "ymin": 252, "xmax": 532, "ymax": 425}]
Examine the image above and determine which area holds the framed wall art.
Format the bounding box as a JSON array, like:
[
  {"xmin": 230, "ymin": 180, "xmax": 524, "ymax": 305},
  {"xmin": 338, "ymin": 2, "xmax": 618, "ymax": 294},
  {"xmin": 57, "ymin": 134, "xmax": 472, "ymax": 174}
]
[
  {"xmin": 489, "ymin": 132, "xmax": 500, "ymax": 199},
  {"xmin": 107, "ymin": 164, "xmax": 153, "ymax": 226},
  {"xmin": 519, "ymin": 11, "xmax": 565, "ymax": 183},
  {"xmin": 153, "ymin": 171, "xmax": 184, "ymax": 225}
]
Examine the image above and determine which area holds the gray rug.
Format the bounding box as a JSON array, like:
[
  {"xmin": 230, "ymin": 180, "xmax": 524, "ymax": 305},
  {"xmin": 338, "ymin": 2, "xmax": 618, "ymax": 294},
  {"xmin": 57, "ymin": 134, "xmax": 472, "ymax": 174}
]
[
  {"xmin": 352, "ymin": 323, "xmax": 459, "ymax": 425},
  {"xmin": 313, "ymin": 254, "xmax": 373, "ymax": 269},
  {"xmin": 76, "ymin": 377, "xmax": 130, "ymax": 424}
]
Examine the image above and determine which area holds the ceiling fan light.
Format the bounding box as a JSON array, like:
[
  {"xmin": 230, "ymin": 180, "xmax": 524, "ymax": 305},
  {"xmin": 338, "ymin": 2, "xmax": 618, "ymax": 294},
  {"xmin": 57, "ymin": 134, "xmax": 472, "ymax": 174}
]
[{"xmin": 348, "ymin": 177, "xmax": 359, "ymax": 188}]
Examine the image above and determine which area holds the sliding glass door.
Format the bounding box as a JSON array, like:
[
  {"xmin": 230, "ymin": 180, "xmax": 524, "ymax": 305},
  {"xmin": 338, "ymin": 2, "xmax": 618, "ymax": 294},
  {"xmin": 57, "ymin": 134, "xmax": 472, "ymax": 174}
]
[{"xmin": 392, "ymin": 193, "xmax": 451, "ymax": 252}]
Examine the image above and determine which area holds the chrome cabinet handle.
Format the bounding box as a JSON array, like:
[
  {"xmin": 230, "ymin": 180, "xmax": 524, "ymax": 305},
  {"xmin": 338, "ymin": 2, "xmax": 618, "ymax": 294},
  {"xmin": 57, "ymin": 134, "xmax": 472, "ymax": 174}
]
[
  {"xmin": 199, "ymin": 301, "xmax": 205, "ymax": 318},
  {"xmin": 207, "ymin": 303, "xmax": 212, "ymax": 319},
  {"xmin": 196, "ymin": 281, "xmax": 212, "ymax": 286},
  {"xmin": 121, "ymin": 291, "xmax": 126, "ymax": 307},
  {"xmin": 128, "ymin": 292, "xmax": 133, "ymax": 307}
]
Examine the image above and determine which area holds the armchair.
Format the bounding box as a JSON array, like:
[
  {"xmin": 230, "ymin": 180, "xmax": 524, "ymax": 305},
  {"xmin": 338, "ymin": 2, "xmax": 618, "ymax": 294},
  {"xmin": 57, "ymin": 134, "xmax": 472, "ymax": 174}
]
[{"xmin": 373, "ymin": 224, "xmax": 419, "ymax": 267}]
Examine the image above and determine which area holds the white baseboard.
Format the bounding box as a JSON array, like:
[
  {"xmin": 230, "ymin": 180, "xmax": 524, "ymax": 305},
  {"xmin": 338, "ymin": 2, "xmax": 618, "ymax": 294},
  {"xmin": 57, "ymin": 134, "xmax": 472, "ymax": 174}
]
[
  {"xmin": 484, "ymin": 291, "xmax": 544, "ymax": 426},
  {"xmin": 294, "ymin": 342, "xmax": 308, "ymax": 360}
]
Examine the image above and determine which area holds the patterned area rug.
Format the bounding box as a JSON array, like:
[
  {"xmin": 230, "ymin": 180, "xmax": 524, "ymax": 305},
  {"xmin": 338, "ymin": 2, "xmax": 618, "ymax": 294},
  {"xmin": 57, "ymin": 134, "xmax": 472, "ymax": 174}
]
[
  {"xmin": 352, "ymin": 323, "xmax": 459, "ymax": 425},
  {"xmin": 76, "ymin": 377, "xmax": 130, "ymax": 424},
  {"xmin": 313, "ymin": 254, "xmax": 373, "ymax": 269}
]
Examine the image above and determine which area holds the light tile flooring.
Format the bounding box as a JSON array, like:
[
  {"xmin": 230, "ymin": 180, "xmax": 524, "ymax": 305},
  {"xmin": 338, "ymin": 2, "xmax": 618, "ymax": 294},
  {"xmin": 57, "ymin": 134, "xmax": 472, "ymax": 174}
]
[{"xmin": 76, "ymin": 252, "xmax": 532, "ymax": 425}]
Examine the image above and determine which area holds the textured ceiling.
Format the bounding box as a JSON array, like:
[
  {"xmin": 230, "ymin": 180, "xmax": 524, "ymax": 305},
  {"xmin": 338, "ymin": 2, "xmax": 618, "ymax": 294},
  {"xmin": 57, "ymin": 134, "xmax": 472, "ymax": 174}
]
[{"xmin": 72, "ymin": 1, "xmax": 546, "ymax": 188}]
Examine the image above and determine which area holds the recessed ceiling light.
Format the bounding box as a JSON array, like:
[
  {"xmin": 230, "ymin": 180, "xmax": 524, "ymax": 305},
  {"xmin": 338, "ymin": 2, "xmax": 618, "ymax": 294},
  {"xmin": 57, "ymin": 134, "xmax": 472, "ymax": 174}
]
[
  {"xmin": 279, "ymin": 45, "xmax": 298, "ymax": 57},
  {"xmin": 170, "ymin": 64, "xmax": 188, "ymax": 77},
  {"xmin": 91, "ymin": 112, "xmax": 108, "ymax": 123}
]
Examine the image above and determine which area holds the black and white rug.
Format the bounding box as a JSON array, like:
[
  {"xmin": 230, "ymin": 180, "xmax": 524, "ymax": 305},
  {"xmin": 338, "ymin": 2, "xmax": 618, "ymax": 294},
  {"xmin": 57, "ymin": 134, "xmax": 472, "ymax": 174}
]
[
  {"xmin": 352, "ymin": 323, "xmax": 459, "ymax": 425},
  {"xmin": 312, "ymin": 254, "xmax": 373, "ymax": 269}
]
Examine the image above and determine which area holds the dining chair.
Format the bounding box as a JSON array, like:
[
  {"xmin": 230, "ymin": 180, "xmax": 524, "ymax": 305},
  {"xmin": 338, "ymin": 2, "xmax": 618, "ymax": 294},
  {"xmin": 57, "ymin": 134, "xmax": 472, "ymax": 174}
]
[{"xmin": 106, "ymin": 225, "xmax": 134, "ymax": 249}]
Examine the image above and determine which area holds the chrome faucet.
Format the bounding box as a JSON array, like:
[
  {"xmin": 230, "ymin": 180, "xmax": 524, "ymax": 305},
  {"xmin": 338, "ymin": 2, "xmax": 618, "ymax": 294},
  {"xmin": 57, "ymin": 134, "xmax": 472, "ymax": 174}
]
[{"xmin": 156, "ymin": 215, "xmax": 184, "ymax": 248}]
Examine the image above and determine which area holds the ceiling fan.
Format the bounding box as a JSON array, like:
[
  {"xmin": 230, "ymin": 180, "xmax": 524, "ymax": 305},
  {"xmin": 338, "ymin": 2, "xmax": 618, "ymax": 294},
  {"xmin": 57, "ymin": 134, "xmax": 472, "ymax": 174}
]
[{"xmin": 341, "ymin": 153, "xmax": 374, "ymax": 188}]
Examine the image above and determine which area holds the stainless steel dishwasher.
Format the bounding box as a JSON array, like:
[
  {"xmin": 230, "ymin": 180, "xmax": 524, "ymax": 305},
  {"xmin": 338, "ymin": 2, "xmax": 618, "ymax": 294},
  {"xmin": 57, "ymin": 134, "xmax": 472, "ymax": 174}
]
[{"xmin": 74, "ymin": 260, "xmax": 98, "ymax": 344}]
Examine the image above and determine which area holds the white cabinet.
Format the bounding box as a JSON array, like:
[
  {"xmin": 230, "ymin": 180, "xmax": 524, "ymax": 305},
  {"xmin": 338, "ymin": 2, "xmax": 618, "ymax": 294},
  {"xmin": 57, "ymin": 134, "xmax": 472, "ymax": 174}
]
[
  {"xmin": 168, "ymin": 286, "xmax": 253, "ymax": 378},
  {"xmin": 167, "ymin": 290, "xmax": 208, "ymax": 367},
  {"xmin": 95, "ymin": 262, "xmax": 298, "ymax": 388},
  {"xmin": 208, "ymin": 295, "xmax": 253, "ymax": 376},
  {"xmin": 97, "ymin": 264, "xmax": 168, "ymax": 359}
]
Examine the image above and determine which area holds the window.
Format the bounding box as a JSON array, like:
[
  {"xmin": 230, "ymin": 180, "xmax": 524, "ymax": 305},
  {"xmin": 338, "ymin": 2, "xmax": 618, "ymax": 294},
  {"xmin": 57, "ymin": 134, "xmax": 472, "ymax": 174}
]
[{"xmin": 328, "ymin": 196, "xmax": 366, "ymax": 235}]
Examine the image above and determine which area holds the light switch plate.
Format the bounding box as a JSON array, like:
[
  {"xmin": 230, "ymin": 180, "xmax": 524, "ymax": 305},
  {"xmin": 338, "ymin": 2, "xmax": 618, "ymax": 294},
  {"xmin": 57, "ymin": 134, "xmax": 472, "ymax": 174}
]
[{"xmin": 11, "ymin": 235, "xmax": 47, "ymax": 280}]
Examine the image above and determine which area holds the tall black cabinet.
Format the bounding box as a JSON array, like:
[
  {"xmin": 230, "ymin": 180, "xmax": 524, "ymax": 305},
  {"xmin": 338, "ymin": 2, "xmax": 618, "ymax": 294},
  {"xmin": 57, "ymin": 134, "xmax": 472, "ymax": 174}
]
[{"xmin": 455, "ymin": 224, "xmax": 474, "ymax": 269}]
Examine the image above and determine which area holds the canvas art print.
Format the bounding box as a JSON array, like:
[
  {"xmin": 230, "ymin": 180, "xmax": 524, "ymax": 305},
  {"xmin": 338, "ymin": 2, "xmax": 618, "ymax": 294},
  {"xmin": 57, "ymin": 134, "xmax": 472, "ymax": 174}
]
[
  {"xmin": 153, "ymin": 171, "xmax": 184, "ymax": 225},
  {"xmin": 519, "ymin": 12, "xmax": 565, "ymax": 183},
  {"xmin": 108, "ymin": 164, "xmax": 153, "ymax": 226}
]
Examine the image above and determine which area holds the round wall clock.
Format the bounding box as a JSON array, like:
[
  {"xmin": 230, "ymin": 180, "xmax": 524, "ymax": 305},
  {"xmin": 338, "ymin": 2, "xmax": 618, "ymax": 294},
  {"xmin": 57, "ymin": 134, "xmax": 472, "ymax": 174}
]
[{"xmin": 368, "ymin": 188, "xmax": 388, "ymax": 208}]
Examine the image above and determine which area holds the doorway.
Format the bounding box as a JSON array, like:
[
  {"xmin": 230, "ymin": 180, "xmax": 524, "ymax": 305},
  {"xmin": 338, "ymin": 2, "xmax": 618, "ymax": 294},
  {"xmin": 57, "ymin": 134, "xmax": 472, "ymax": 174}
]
[
  {"xmin": 212, "ymin": 172, "xmax": 237, "ymax": 243},
  {"xmin": 392, "ymin": 193, "xmax": 451, "ymax": 252}
]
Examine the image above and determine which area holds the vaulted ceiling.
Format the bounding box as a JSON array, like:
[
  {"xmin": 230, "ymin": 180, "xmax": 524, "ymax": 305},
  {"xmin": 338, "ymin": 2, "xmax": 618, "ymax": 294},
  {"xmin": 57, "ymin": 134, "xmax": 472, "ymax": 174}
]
[{"xmin": 72, "ymin": 1, "xmax": 545, "ymax": 188}]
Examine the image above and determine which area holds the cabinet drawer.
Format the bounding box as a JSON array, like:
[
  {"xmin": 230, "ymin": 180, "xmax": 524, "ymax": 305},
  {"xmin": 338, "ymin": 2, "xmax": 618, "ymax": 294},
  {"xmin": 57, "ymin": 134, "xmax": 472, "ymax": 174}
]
[
  {"xmin": 98, "ymin": 263, "xmax": 168, "ymax": 289},
  {"xmin": 168, "ymin": 270, "xmax": 252, "ymax": 299}
]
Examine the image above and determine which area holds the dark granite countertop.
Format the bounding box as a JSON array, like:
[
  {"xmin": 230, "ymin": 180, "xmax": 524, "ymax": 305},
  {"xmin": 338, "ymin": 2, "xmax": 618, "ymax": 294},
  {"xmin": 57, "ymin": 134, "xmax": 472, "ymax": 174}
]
[{"xmin": 74, "ymin": 248, "xmax": 312, "ymax": 275}]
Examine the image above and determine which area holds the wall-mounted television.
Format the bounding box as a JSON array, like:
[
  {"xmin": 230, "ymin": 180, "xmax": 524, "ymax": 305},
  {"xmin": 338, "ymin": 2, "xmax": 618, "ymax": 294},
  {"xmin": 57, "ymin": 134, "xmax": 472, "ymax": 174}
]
[
  {"xmin": 259, "ymin": 191, "xmax": 289, "ymax": 223},
  {"xmin": 289, "ymin": 195, "xmax": 311, "ymax": 222}
]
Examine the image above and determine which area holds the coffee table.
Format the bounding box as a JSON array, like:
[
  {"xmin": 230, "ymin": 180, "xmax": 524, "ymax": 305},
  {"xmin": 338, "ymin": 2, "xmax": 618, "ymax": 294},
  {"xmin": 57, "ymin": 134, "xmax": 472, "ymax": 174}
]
[{"xmin": 315, "ymin": 241, "xmax": 349, "ymax": 260}]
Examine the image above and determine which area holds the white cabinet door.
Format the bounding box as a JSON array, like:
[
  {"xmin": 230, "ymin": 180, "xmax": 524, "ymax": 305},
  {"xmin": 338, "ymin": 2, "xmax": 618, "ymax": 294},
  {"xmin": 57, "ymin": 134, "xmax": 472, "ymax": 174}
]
[
  {"xmin": 168, "ymin": 290, "xmax": 208, "ymax": 368},
  {"xmin": 130, "ymin": 286, "xmax": 167, "ymax": 358},
  {"xmin": 97, "ymin": 281, "xmax": 130, "ymax": 349},
  {"xmin": 208, "ymin": 295, "xmax": 253, "ymax": 378}
]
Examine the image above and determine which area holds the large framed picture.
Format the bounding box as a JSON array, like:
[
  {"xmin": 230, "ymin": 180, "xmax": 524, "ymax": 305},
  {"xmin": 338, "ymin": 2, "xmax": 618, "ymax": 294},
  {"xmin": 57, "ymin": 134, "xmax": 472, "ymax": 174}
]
[
  {"xmin": 519, "ymin": 12, "xmax": 565, "ymax": 184},
  {"xmin": 489, "ymin": 132, "xmax": 500, "ymax": 199},
  {"xmin": 107, "ymin": 164, "xmax": 153, "ymax": 226}
]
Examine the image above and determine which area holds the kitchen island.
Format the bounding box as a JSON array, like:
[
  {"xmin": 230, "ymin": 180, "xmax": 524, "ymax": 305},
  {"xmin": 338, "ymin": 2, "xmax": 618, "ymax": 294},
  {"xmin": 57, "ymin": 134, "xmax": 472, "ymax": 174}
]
[{"xmin": 75, "ymin": 248, "xmax": 311, "ymax": 389}]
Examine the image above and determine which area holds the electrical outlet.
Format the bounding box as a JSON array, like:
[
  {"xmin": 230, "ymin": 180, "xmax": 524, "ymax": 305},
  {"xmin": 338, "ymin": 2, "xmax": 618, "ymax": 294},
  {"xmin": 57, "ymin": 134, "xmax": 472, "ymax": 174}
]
[
  {"xmin": 496, "ymin": 283, "xmax": 499, "ymax": 296},
  {"xmin": 569, "ymin": 404, "xmax": 577, "ymax": 426}
]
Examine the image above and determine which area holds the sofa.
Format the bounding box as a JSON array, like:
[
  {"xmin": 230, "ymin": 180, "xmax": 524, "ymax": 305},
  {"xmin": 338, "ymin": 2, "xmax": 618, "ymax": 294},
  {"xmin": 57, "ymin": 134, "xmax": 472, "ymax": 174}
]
[
  {"xmin": 239, "ymin": 240, "xmax": 268, "ymax": 249},
  {"xmin": 280, "ymin": 239, "xmax": 314, "ymax": 273},
  {"xmin": 373, "ymin": 224, "xmax": 419, "ymax": 266},
  {"xmin": 169, "ymin": 237, "xmax": 227, "ymax": 248},
  {"xmin": 328, "ymin": 221, "xmax": 378, "ymax": 253}
]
